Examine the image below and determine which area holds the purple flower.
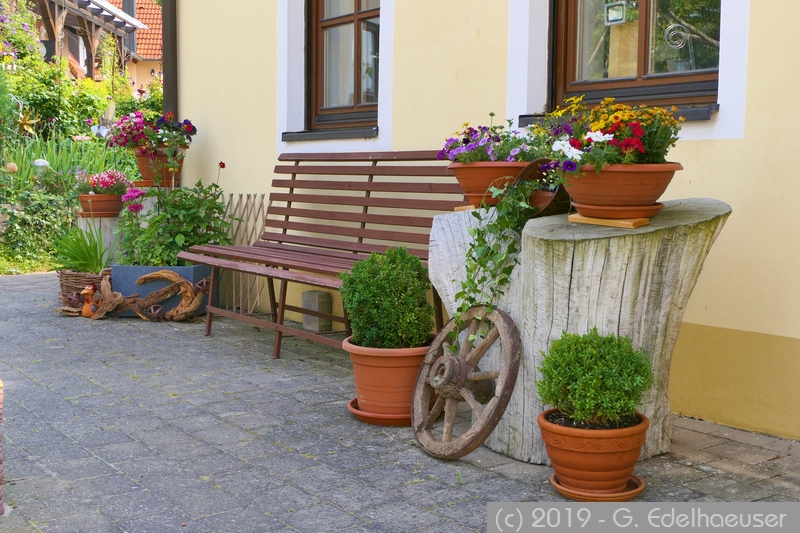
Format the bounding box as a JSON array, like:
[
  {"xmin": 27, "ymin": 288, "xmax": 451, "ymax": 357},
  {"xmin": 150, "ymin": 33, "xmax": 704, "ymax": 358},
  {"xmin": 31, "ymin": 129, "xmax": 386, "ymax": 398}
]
[
  {"xmin": 562, "ymin": 160, "xmax": 578, "ymax": 172},
  {"xmin": 466, "ymin": 142, "xmax": 477, "ymax": 151},
  {"xmin": 21, "ymin": 23, "xmax": 29, "ymax": 31},
  {"xmin": 540, "ymin": 161, "xmax": 559, "ymax": 171},
  {"xmin": 121, "ymin": 188, "xmax": 146, "ymax": 202},
  {"xmin": 126, "ymin": 203, "xmax": 144, "ymax": 213},
  {"xmin": 506, "ymin": 156, "xmax": 516, "ymax": 162},
  {"xmin": 509, "ymin": 147, "xmax": 521, "ymax": 157},
  {"xmin": 86, "ymin": 118, "xmax": 93, "ymax": 126}
]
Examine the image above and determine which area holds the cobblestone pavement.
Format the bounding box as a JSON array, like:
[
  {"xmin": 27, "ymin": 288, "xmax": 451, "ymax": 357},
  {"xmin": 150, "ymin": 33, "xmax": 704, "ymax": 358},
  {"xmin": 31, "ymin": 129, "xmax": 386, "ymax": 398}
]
[{"xmin": 0, "ymin": 273, "xmax": 797, "ymax": 532}]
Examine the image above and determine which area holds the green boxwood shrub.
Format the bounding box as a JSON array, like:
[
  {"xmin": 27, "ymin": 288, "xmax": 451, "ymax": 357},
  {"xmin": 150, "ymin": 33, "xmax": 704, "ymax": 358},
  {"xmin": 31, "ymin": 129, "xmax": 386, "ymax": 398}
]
[
  {"xmin": 536, "ymin": 328, "xmax": 653, "ymax": 424},
  {"xmin": 339, "ymin": 247, "xmax": 434, "ymax": 349}
]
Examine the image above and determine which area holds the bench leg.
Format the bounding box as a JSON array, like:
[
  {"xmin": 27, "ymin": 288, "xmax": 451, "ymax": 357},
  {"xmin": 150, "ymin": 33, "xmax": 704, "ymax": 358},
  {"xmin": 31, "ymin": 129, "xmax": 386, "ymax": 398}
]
[
  {"xmin": 272, "ymin": 278, "xmax": 288, "ymax": 359},
  {"xmin": 267, "ymin": 275, "xmax": 277, "ymax": 320},
  {"xmin": 205, "ymin": 266, "xmax": 219, "ymax": 336}
]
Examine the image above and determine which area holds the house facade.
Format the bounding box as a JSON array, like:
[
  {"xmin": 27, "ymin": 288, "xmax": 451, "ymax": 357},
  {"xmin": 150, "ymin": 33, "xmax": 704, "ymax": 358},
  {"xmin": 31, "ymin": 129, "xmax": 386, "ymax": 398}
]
[{"xmin": 175, "ymin": 0, "xmax": 800, "ymax": 441}]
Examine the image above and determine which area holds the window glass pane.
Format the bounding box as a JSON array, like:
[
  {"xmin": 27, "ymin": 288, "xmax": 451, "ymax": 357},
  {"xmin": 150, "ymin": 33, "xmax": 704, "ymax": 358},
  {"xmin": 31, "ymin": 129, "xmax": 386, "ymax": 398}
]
[
  {"xmin": 576, "ymin": 0, "xmax": 639, "ymax": 81},
  {"xmin": 649, "ymin": 0, "xmax": 720, "ymax": 74},
  {"xmin": 324, "ymin": 0, "xmax": 354, "ymax": 19},
  {"xmin": 360, "ymin": 17, "xmax": 379, "ymax": 104},
  {"xmin": 360, "ymin": 0, "xmax": 380, "ymax": 10},
  {"xmin": 324, "ymin": 24, "xmax": 355, "ymax": 108}
]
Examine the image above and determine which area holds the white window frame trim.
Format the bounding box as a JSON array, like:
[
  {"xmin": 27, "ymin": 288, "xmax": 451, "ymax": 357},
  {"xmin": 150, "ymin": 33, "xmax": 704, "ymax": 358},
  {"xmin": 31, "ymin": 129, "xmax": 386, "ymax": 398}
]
[
  {"xmin": 276, "ymin": 0, "xmax": 394, "ymax": 152},
  {"xmin": 506, "ymin": 0, "xmax": 750, "ymax": 140}
]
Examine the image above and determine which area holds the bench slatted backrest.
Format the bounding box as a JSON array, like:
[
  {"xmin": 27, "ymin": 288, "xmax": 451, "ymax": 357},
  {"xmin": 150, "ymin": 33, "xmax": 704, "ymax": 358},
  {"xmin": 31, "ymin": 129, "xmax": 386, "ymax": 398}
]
[{"xmin": 265, "ymin": 151, "xmax": 469, "ymax": 261}]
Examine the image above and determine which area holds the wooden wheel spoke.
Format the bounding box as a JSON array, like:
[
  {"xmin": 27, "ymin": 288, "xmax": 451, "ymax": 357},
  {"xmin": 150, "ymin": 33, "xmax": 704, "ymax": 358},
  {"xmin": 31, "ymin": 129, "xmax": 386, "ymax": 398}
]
[
  {"xmin": 467, "ymin": 370, "xmax": 500, "ymax": 381},
  {"xmin": 441, "ymin": 398, "xmax": 458, "ymax": 443},
  {"xmin": 465, "ymin": 326, "xmax": 499, "ymax": 366},
  {"xmin": 461, "ymin": 388, "xmax": 484, "ymax": 419},
  {"xmin": 417, "ymin": 394, "xmax": 445, "ymax": 431},
  {"xmin": 457, "ymin": 318, "xmax": 481, "ymax": 358}
]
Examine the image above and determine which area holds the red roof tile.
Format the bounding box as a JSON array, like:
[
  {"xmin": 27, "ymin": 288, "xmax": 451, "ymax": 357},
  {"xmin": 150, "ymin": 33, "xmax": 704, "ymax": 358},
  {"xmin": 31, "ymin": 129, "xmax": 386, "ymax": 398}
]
[{"xmin": 110, "ymin": 0, "xmax": 162, "ymax": 60}]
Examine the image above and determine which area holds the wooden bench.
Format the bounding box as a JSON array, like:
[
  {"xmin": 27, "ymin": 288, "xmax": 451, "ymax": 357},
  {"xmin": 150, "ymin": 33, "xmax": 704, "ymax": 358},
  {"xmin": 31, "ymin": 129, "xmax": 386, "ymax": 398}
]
[{"xmin": 177, "ymin": 150, "xmax": 470, "ymax": 358}]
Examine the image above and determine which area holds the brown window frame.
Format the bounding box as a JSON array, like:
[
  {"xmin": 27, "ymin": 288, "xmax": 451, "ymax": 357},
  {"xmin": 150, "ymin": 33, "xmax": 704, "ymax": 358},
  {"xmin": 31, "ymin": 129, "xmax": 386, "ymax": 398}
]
[
  {"xmin": 552, "ymin": 0, "xmax": 719, "ymax": 108},
  {"xmin": 308, "ymin": 0, "xmax": 380, "ymax": 131}
]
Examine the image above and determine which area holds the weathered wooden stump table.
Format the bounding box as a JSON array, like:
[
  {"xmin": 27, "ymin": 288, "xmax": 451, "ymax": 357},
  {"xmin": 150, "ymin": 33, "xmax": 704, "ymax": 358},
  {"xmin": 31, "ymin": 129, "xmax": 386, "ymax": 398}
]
[{"xmin": 429, "ymin": 198, "xmax": 732, "ymax": 464}]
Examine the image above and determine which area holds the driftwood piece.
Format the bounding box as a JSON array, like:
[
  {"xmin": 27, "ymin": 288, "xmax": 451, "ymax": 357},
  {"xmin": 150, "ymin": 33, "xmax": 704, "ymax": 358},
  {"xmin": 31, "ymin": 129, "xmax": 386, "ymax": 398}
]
[
  {"xmin": 87, "ymin": 270, "xmax": 208, "ymax": 322},
  {"xmin": 428, "ymin": 198, "xmax": 731, "ymax": 464}
]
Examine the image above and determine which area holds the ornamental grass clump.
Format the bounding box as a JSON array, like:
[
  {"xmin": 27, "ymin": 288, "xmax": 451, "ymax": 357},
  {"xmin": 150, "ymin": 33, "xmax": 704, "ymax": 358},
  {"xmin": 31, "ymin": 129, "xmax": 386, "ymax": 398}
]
[
  {"xmin": 339, "ymin": 247, "xmax": 434, "ymax": 349},
  {"xmin": 536, "ymin": 328, "xmax": 653, "ymax": 427}
]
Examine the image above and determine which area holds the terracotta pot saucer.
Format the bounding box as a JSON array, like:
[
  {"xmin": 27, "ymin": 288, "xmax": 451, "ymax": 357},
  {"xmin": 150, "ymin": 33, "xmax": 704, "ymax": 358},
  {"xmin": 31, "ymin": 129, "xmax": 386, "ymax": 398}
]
[
  {"xmin": 550, "ymin": 474, "xmax": 646, "ymax": 502},
  {"xmin": 571, "ymin": 202, "xmax": 664, "ymax": 219},
  {"xmin": 347, "ymin": 398, "xmax": 411, "ymax": 427}
]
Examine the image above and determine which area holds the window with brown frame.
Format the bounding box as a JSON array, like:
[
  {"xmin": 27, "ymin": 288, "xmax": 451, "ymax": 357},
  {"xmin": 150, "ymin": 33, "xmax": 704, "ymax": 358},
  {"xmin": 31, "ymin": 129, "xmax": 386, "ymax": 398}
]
[
  {"xmin": 308, "ymin": 0, "xmax": 380, "ymax": 131},
  {"xmin": 553, "ymin": 0, "xmax": 720, "ymax": 111}
]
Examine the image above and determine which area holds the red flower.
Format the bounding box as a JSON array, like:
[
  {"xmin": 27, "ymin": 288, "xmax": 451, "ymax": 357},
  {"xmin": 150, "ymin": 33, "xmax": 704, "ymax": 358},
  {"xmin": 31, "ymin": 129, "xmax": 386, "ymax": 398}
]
[
  {"xmin": 568, "ymin": 138, "xmax": 582, "ymax": 150},
  {"xmin": 164, "ymin": 112, "xmax": 175, "ymax": 121},
  {"xmin": 629, "ymin": 121, "xmax": 645, "ymax": 138},
  {"xmin": 621, "ymin": 138, "xmax": 646, "ymax": 154},
  {"xmin": 608, "ymin": 122, "xmax": 622, "ymax": 134},
  {"xmin": 218, "ymin": 161, "xmax": 226, "ymax": 169}
]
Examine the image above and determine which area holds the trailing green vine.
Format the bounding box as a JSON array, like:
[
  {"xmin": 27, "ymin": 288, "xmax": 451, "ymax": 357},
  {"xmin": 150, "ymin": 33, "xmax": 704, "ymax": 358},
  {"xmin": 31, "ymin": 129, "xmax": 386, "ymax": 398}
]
[{"xmin": 450, "ymin": 178, "xmax": 548, "ymax": 349}]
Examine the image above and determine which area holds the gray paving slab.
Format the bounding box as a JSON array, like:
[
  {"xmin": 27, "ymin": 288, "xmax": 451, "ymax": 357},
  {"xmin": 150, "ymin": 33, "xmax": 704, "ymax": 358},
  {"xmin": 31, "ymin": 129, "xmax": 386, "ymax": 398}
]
[{"xmin": 1, "ymin": 272, "xmax": 799, "ymax": 532}]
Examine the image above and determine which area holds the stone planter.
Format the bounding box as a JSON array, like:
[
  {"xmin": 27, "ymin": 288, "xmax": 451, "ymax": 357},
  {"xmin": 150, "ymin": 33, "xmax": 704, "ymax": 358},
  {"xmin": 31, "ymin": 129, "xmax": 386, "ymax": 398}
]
[{"xmin": 111, "ymin": 264, "xmax": 217, "ymax": 317}]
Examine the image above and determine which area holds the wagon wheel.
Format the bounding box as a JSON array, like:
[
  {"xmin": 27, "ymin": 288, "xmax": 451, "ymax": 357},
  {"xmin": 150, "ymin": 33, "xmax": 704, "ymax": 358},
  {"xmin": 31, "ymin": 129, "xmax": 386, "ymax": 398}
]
[{"xmin": 412, "ymin": 306, "xmax": 521, "ymax": 460}]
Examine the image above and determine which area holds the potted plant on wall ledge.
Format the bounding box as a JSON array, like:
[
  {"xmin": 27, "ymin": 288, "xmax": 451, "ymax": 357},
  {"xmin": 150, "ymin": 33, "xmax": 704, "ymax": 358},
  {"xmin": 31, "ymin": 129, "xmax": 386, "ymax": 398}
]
[
  {"xmin": 75, "ymin": 169, "xmax": 132, "ymax": 218},
  {"xmin": 536, "ymin": 327, "xmax": 653, "ymax": 502},
  {"xmin": 108, "ymin": 111, "xmax": 197, "ymax": 188},
  {"xmin": 539, "ymin": 96, "xmax": 685, "ymax": 219},
  {"xmin": 339, "ymin": 247, "xmax": 435, "ymax": 427}
]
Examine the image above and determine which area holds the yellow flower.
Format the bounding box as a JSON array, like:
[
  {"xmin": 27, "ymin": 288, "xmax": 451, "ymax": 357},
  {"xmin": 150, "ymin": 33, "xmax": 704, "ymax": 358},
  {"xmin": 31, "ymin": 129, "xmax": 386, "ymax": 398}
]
[{"xmin": 611, "ymin": 113, "xmax": 622, "ymax": 123}]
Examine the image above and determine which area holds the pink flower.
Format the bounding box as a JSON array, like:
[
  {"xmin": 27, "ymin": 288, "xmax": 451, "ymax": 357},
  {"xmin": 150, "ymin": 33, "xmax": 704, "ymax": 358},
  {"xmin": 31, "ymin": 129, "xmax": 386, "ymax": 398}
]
[{"xmin": 127, "ymin": 203, "xmax": 144, "ymax": 213}]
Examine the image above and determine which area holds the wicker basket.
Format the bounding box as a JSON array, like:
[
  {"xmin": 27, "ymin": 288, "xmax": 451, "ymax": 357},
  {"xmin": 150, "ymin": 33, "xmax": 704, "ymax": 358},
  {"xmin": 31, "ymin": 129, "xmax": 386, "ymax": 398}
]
[{"xmin": 57, "ymin": 269, "xmax": 111, "ymax": 306}]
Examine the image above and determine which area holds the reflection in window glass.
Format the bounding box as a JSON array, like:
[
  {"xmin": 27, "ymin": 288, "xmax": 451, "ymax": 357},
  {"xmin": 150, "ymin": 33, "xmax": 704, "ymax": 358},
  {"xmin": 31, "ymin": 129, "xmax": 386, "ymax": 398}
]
[
  {"xmin": 360, "ymin": 17, "xmax": 379, "ymax": 104},
  {"xmin": 324, "ymin": 0, "xmax": 354, "ymax": 19},
  {"xmin": 649, "ymin": 0, "xmax": 720, "ymax": 74},
  {"xmin": 576, "ymin": 0, "xmax": 639, "ymax": 81},
  {"xmin": 360, "ymin": 0, "xmax": 380, "ymax": 11},
  {"xmin": 324, "ymin": 24, "xmax": 354, "ymax": 107}
]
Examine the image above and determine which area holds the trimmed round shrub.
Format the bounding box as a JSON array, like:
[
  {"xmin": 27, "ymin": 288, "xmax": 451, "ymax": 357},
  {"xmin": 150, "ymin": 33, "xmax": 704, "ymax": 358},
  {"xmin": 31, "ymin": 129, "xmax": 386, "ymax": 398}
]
[
  {"xmin": 536, "ymin": 328, "xmax": 653, "ymax": 424},
  {"xmin": 339, "ymin": 247, "xmax": 434, "ymax": 349}
]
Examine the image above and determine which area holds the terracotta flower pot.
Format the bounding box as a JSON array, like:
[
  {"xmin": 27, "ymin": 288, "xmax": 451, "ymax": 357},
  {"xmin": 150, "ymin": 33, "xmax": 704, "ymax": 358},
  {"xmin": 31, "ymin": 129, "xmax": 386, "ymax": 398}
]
[
  {"xmin": 134, "ymin": 145, "xmax": 186, "ymax": 187},
  {"xmin": 538, "ymin": 408, "xmax": 649, "ymax": 497},
  {"xmin": 342, "ymin": 336, "xmax": 429, "ymax": 426},
  {"xmin": 563, "ymin": 162, "xmax": 682, "ymax": 219},
  {"xmin": 448, "ymin": 162, "xmax": 529, "ymax": 207},
  {"xmin": 78, "ymin": 194, "xmax": 123, "ymax": 218}
]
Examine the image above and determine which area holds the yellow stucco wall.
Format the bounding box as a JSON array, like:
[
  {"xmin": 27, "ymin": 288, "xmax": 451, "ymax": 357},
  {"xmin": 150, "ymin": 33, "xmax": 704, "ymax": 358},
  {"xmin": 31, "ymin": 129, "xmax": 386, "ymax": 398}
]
[
  {"xmin": 176, "ymin": 1, "xmax": 800, "ymax": 439},
  {"xmin": 176, "ymin": 1, "xmax": 277, "ymax": 196}
]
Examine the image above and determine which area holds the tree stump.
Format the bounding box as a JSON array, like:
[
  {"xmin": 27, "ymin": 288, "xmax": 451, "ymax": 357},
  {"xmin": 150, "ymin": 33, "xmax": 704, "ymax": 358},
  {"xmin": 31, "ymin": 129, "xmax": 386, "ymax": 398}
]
[{"xmin": 428, "ymin": 198, "xmax": 731, "ymax": 464}]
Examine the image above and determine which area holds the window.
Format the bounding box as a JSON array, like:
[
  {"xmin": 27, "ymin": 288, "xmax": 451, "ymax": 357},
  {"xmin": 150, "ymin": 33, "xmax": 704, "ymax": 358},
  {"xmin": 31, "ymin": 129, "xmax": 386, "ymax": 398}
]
[
  {"xmin": 309, "ymin": 0, "xmax": 380, "ymax": 131},
  {"xmin": 553, "ymin": 0, "xmax": 720, "ymax": 109}
]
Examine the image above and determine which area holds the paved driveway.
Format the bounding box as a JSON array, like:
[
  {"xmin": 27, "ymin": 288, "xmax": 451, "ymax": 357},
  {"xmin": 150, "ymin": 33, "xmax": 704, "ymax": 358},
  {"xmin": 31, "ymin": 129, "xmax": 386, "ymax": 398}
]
[{"xmin": 0, "ymin": 273, "xmax": 797, "ymax": 532}]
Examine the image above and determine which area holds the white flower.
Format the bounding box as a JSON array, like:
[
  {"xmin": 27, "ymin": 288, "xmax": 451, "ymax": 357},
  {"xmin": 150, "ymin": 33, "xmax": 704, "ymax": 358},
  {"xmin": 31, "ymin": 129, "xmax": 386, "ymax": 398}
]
[
  {"xmin": 585, "ymin": 131, "xmax": 614, "ymax": 143},
  {"xmin": 552, "ymin": 140, "xmax": 583, "ymax": 161}
]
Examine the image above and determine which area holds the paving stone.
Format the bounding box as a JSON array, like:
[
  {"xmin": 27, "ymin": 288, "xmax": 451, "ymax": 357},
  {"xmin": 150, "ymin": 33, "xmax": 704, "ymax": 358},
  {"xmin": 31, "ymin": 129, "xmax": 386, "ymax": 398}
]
[
  {"xmin": 671, "ymin": 427, "xmax": 729, "ymax": 450},
  {"xmin": 710, "ymin": 426, "xmax": 779, "ymax": 446},
  {"xmin": 2, "ymin": 475, "xmax": 73, "ymax": 502},
  {"xmin": 45, "ymin": 456, "xmax": 121, "ymax": 482},
  {"xmin": 673, "ymin": 416, "xmax": 723, "ymax": 434},
  {"xmin": 703, "ymin": 441, "xmax": 783, "ymax": 465},
  {"xmin": 117, "ymin": 509, "xmax": 207, "ymax": 533},
  {"xmin": 277, "ymin": 463, "xmax": 358, "ymax": 492},
  {"xmin": 359, "ymin": 501, "xmax": 447, "ymax": 531},
  {"xmin": 34, "ymin": 511, "xmax": 124, "ymax": 532},
  {"xmin": 68, "ymin": 473, "xmax": 144, "ymax": 499},
  {"xmin": 317, "ymin": 483, "xmax": 399, "ymax": 513},
  {"xmin": 95, "ymin": 489, "xmax": 173, "ymax": 519},
  {"xmin": 194, "ymin": 507, "xmax": 286, "ymax": 532},
  {"xmin": 685, "ymin": 475, "xmax": 777, "ymax": 501},
  {"xmin": 281, "ymin": 502, "xmax": 364, "ymax": 531},
  {"xmin": 166, "ymin": 488, "xmax": 248, "ymax": 520}
]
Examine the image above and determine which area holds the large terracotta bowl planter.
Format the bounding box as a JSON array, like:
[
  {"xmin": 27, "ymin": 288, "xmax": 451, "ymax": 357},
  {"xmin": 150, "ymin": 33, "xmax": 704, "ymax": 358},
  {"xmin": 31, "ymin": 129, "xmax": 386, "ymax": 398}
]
[
  {"xmin": 448, "ymin": 162, "xmax": 529, "ymax": 207},
  {"xmin": 563, "ymin": 162, "xmax": 682, "ymax": 218},
  {"xmin": 343, "ymin": 336, "xmax": 429, "ymax": 426},
  {"xmin": 538, "ymin": 408, "xmax": 649, "ymax": 499},
  {"xmin": 78, "ymin": 194, "xmax": 123, "ymax": 217},
  {"xmin": 134, "ymin": 146, "xmax": 186, "ymax": 187}
]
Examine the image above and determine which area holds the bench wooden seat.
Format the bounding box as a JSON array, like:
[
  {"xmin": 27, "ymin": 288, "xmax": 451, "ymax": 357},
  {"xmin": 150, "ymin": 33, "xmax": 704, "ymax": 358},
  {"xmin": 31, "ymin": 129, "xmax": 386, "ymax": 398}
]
[{"xmin": 176, "ymin": 150, "xmax": 470, "ymax": 358}]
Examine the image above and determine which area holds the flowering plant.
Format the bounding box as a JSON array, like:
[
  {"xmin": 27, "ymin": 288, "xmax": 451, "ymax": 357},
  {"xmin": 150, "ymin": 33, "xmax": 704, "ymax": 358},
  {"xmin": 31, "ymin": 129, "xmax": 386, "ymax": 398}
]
[
  {"xmin": 538, "ymin": 96, "xmax": 684, "ymax": 180},
  {"xmin": 116, "ymin": 178, "xmax": 231, "ymax": 267},
  {"xmin": 438, "ymin": 113, "xmax": 547, "ymax": 164},
  {"xmin": 75, "ymin": 169, "xmax": 132, "ymax": 195},
  {"xmin": 108, "ymin": 111, "xmax": 151, "ymax": 149},
  {"xmin": 149, "ymin": 112, "xmax": 198, "ymax": 148}
]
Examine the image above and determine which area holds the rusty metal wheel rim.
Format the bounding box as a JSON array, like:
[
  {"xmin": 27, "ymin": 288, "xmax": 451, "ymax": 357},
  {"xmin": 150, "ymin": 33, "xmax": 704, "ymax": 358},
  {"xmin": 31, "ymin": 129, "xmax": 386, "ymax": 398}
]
[{"xmin": 411, "ymin": 306, "xmax": 521, "ymax": 460}]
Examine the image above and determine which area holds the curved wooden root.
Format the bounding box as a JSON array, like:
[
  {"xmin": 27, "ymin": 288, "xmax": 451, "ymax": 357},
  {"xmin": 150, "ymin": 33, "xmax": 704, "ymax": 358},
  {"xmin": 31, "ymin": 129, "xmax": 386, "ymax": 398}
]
[{"xmin": 87, "ymin": 270, "xmax": 209, "ymax": 322}]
